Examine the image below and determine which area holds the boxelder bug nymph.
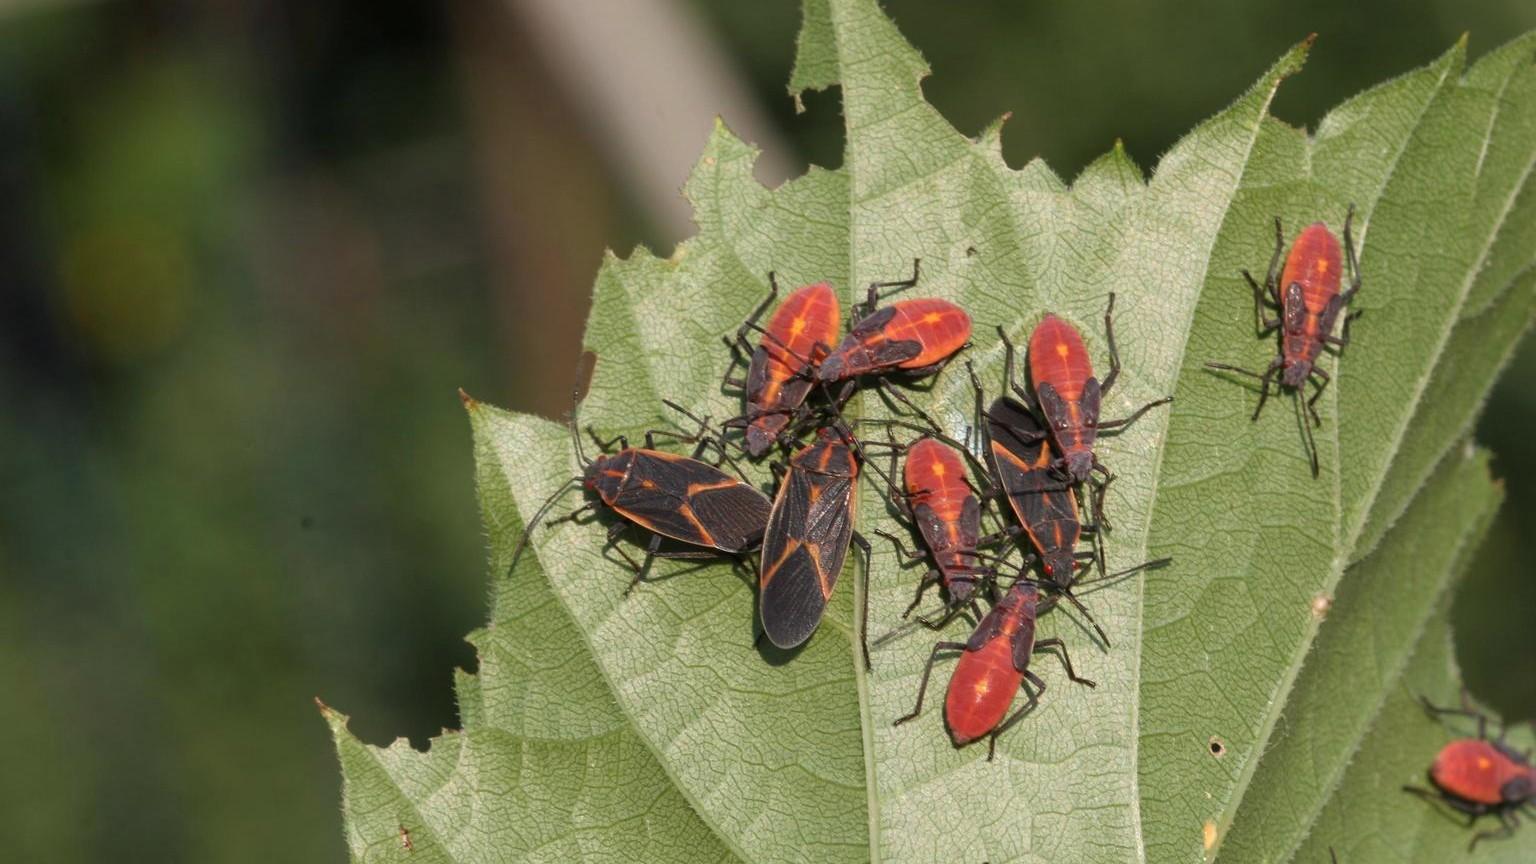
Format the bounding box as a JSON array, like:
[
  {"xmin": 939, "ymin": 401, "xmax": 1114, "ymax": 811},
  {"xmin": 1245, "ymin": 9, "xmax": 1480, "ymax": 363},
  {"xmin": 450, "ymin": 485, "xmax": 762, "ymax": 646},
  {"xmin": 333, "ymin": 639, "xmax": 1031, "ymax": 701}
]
[
  {"xmin": 721, "ymin": 279, "xmax": 842, "ymax": 457},
  {"xmin": 1404, "ymin": 689, "xmax": 1536, "ymax": 849},
  {"xmin": 816, "ymin": 261, "xmax": 972, "ymax": 389},
  {"xmin": 1206, "ymin": 207, "xmax": 1361, "ymax": 477},
  {"xmin": 875, "ymin": 436, "xmax": 994, "ymax": 629},
  {"xmin": 996, "ymin": 296, "xmax": 1172, "ymax": 525},
  {"xmin": 510, "ymin": 394, "xmax": 772, "ymax": 593},
  {"xmin": 974, "ymin": 367, "xmax": 1172, "ymax": 646},
  {"xmin": 895, "ymin": 579, "xmax": 1095, "ymax": 761},
  {"xmin": 759, "ymin": 424, "xmax": 875, "ymax": 668}
]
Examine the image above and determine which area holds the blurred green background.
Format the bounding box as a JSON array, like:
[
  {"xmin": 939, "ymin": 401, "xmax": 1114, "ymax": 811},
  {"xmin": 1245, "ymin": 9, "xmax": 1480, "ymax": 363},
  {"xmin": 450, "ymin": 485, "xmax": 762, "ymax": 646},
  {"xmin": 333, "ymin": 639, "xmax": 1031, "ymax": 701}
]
[{"xmin": 1, "ymin": 1, "xmax": 1532, "ymax": 860}]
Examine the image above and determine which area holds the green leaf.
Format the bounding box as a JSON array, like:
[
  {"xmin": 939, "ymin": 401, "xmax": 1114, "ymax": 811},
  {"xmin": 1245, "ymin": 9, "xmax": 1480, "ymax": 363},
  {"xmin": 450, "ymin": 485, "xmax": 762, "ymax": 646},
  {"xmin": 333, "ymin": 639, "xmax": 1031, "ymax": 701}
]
[
  {"xmin": 1217, "ymin": 445, "xmax": 1502, "ymax": 862},
  {"xmin": 328, "ymin": 2, "xmax": 1536, "ymax": 861},
  {"xmin": 1295, "ymin": 600, "xmax": 1536, "ymax": 864}
]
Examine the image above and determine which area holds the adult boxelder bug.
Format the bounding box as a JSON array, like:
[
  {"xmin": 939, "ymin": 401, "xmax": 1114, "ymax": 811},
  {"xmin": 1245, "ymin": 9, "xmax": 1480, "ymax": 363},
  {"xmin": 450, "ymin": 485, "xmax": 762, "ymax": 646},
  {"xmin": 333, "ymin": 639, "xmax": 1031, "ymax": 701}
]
[
  {"xmin": 894, "ymin": 579, "xmax": 1094, "ymax": 761},
  {"xmin": 1404, "ymin": 690, "xmax": 1536, "ymax": 849},
  {"xmin": 816, "ymin": 260, "xmax": 972, "ymax": 388},
  {"xmin": 1206, "ymin": 207, "xmax": 1361, "ymax": 477},
  {"xmin": 975, "ymin": 368, "xmax": 1171, "ymax": 645},
  {"xmin": 721, "ymin": 278, "xmax": 842, "ymax": 457},
  {"xmin": 759, "ymin": 424, "xmax": 875, "ymax": 667},
  {"xmin": 510, "ymin": 394, "xmax": 772, "ymax": 593},
  {"xmin": 875, "ymin": 436, "xmax": 995, "ymax": 629},
  {"xmin": 998, "ymin": 294, "xmax": 1172, "ymax": 524}
]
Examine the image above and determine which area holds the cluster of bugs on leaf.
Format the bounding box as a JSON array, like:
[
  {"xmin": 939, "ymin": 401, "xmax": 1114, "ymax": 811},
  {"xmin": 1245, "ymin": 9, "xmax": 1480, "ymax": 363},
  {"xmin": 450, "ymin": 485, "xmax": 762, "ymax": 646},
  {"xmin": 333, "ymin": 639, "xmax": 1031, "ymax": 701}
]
[{"xmin": 506, "ymin": 202, "xmax": 1535, "ymax": 850}]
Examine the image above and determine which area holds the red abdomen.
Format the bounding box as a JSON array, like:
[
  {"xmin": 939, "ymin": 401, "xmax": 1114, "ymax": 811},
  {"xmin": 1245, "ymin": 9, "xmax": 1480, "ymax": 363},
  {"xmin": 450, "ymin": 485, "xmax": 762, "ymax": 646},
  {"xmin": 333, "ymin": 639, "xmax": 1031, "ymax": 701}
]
[
  {"xmin": 759, "ymin": 282, "xmax": 841, "ymax": 397},
  {"xmin": 905, "ymin": 437, "xmax": 970, "ymax": 524},
  {"xmin": 883, "ymin": 298, "xmax": 972, "ymax": 369},
  {"xmin": 1280, "ymin": 222, "xmax": 1343, "ymax": 317},
  {"xmin": 1431, "ymin": 739, "xmax": 1531, "ymax": 806},
  {"xmin": 1028, "ymin": 314, "xmax": 1093, "ymax": 401},
  {"xmin": 944, "ymin": 636, "xmax": 1021, "ymax": 745}
]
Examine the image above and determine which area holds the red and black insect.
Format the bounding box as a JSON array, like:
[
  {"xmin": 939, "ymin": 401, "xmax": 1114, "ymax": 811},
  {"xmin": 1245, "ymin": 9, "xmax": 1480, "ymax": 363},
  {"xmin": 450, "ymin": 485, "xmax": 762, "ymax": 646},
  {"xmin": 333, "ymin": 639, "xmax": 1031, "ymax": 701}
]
[
  {"xmin": 894, "ymin": 579, "xmax": 1094, "ymax": 760},
  {"xmin": 974, "ymin": 367, "xmax": 1171, "ymax": 645},
  {"xmin": 815, "ymin": 261, "xmax": 972, "ymax": 396},
  {"xmin": 510, "ymin": 395, "xmax": 772, "ymax": 593},
  {"xmin": 994, "ymin": 295, "xmax": 1171, "ymax": 514},
  {"xmin": 1206, "ymin": 207, "xmax": 1361, "ymax": 476},
  {"xmin": 759, "ymin": 424, "xmax": 874, "ymax": 667},
  {"xmin": 875, "ymin": 436, "xmax": 995, "ymax": 629},
  {"xmin": 1404, "ymin": 690, "xmax": 1536, "ymax": 849},
  {"xmin": 721, "ymin": 279, "xmax": 842, "ymax": 457}
]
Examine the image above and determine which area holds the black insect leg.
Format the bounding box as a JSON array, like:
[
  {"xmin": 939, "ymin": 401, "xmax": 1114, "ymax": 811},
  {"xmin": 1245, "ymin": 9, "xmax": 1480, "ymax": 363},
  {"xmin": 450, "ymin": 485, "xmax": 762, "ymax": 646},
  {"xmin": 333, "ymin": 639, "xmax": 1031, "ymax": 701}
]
[
  {"xmin": 1243, "ymin": 267, "xmax": 1284, "ymax": 336},
  {"xmin": 1096, "ymin": 396, "xmax": 1175, "ymax": 433},
  {"xmin": 857, "ymin": 258, "xmax": 923, "ymax": 320},
  {"xmin": 1419, "ymin": 689, "xmax": 1491, "ymax": 740},
  {"xmin": 987, "ymin": 672, "xmax": 1045, "ymax": 761},
  {"xmin": 1034, "ymin": 638, "xmax": 1097, "ymax": 687},
  {"xmin": 996, "ymin": 326, "xmax": 1039, "ymax": 412},
  {"xmin": 854, "ymin": 530, "xmax": 875, "ymax": 672},
  {"xmin": 901, "ymin": 570, "xmax": 944, "ymax": 619},
  {"xmin": 589, "ymin": 427, "xmax": 630, "ymax": 453},
  {"xmin": 1101, "ymin": 293, "xmax": 1123, "ymax": 393},
  {"xmin": 1470, "ymin": 808, "xmax": 1521, "ymax": 850},
  {"xmin": 893, "ymin": 640, "xmax": 966, "ymax": 725},
  {"xmin": 721, "ymin": 281, "xmax": 779, "ymax": 390},
  {"xmin": 1304, "ymin": 367, "xmax": 1331, "ymax": 428},
  {"xmin": 1341, "ymin": 204, "xmax": 1361, "ymax": 304},
  {"xmin": 1206, "ymin": 356, "xmax": 1284, "ymax": 421},
  {"xmin": 875, "ymin": 529, "xmax": 928, "ymax": 565}
]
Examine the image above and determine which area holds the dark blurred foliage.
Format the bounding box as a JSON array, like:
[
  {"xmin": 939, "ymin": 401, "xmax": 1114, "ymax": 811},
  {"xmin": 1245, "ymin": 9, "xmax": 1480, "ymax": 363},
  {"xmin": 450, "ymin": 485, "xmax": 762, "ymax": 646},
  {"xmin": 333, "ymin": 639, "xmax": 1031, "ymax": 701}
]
[{"xmin": 0, "ymin": 0, "xmax": 1531, "ymax": 860}]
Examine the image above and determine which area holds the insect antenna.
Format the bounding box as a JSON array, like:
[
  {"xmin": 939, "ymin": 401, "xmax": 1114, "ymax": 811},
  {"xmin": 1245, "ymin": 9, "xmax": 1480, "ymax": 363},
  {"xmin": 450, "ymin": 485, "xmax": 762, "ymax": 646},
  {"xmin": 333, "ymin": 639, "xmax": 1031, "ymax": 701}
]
[{"xmin": 568, "ymin": 387, "xmax": 591, "ymax": 468}]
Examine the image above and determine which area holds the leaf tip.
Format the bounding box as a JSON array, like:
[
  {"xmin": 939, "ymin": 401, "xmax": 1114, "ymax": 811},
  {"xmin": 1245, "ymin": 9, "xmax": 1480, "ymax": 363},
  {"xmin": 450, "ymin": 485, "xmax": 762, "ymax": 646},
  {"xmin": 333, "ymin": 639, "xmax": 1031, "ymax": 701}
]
[
  {"xmin": 458, "ymin": 387, "xmax": 480, "ymax": 412},
  {"xmin": 315, "ymin": 696, "xmax": 347, "ymax": 732}
]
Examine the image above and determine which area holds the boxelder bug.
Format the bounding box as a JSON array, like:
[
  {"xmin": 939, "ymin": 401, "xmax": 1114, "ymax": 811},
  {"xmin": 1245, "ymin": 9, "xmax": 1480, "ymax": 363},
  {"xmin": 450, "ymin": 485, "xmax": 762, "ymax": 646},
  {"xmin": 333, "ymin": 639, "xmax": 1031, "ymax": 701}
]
[
  {"xmin": 510, "ymin": 394, "xmax": 772, "ymax": 593},
  {"xmin": 875, "ymin": 436, "xmax": 995, "ymax": 629},
  {"xmin": 759, "ymin": 424, "xmax": 875, "ymax": 668},
  {"xmin": 974, "ymin": 367, "xmax": 1171, "ymax": 646},
  {"xmin": 1404, "ymin": 689, "xmax": 1536, "ymax": 849},
  {"xmin": 994, "ymin": 296, "xmax": 1172, "ymax": 528},
  {"xmin": 721, "ymin": 278, "xmax": 842, "ymax": 457},
  {"xmin": 894, "ymin": 579, "xmax": 1095, "ymax": 761},
  {"xmin": 1206, "ymin": 207, "xmax": 1361, "ymax": 477},
  {"xmin": 816, "ymin": 260, "xmax": 972, "ymax": 386}
]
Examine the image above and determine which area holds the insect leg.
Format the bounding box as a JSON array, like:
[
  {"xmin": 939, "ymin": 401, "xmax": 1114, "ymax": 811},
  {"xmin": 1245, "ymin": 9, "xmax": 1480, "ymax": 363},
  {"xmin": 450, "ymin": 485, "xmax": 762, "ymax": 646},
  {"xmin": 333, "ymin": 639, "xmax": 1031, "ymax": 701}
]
[
  {"xmin": 987, "ymin": 672, "xmax": 1045, "ymax": 762},
  {"xmin": 1096, "ymin": 396, "xmax": 1174, "ymax": 432},
  {"xmin": 1305, "ymin": 366, "xmax": 1331, "ymax": 427},
  {"xmin": 507, "ymin": 476, "xmax": 585, "ymax": 576},
  {"xmin": 901, "ymin": 570, "xmax": 944, "ymax": 619},
  {"xmin": 1265, "ymin": 215, "xmax": 1286, "ymax": 296},
  {"xmin": 1341, "ymin": 204, "xmax": 1361, "ymax": 303},
  {"xmin": 1251, "ymin": 358, "xmax": 1284, "ymax": 421},
  {"xmin": 1470, "ymin": 809, "xmax": 1519, "ymax": 850},
  {"xmin": 1419, "ymin": 691, "xmax": 1491, "ymax": 740},
  {"xmin": 1243, "ymin": 269, "xmax": 1283, "ymax": 335},
  {"xmin": 1034, "ymin": 638, "xmax": 1097, "ymax": 687},
  {"xmin": 588, "ymin": 427, "xmax": 630, "ymax": 452},
  {"xmin": 861, "ymin": 258, "xmax": 923, "ymax": 318},
  {"xmin": 995, "ymin": 326, "xmax": 1037, "ymax": 409},
  {"xmin": 1101, "ymin": 292, "xmax": 1121, "ymax": 393},
  {"xmin": 854, "ymin": 530, "xmax": 875, "ymax": 672},
  {"xmin": 893, "ymin": 640, "xmax": 967, "ymax": 725},
  {"xmin": 875, "ymin": 529, "xmax": 927, "ymax": 564}
]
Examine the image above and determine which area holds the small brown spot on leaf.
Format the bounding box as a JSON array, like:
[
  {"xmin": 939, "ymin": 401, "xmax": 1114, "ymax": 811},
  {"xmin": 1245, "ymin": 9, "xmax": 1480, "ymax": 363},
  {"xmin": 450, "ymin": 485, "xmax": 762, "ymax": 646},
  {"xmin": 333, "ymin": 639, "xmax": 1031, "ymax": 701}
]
[
  {"xmin": 1208, "ymin": 736, "xmax": 1226, "ymax": 758},
  {"xmin": 1203, "ymin": 820, "xmax": 1218, "ymax": 852}
]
